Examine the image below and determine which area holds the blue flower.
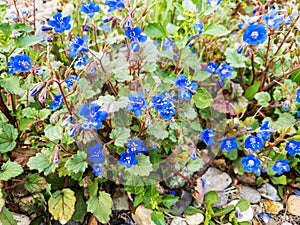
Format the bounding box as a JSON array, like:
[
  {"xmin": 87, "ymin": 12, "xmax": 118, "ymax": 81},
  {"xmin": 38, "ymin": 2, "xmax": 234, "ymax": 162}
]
[
  {"xmin": 8, "ymin": 54, "xmax": 32, "ymax": 74},
  {"xmin": 48, "ymin": 12, "xmax": 71, "ymax": 33},
  {"xmin": 263, "ymin": 8, "xmax": 283, "ymax": 29},
  {"xmin": 237, "ymin": 44, "xmax": 244, "ymax": 54},
  {"xmin": 296, "ymin": 89, "xmax": 300, "ymax": 103},
  {"xmin": 126, "ymin": 92, "xmax": 148, "ymax": 117},
  {"xmin": 190, "ymin": 149, "xmax": 198, "ymax": 160},
  {"xmin": 152, "ymin": 93, "xmax": 169, "ymax": 111},
  {"xmin": 241, "ymin": 153, "xmax": 261, "ymax": 173},
  {"xmin": 81, "ymin": 2, "xmax": 100, "ymax": 18},
  {"xmin": 174, "ymin": 74, "xmax": 188, "ymax": 87},
  {"xmin": 257, "ymin": 121, "xmax": 273, "ymax": 141},
  {"xmin": 76, "ymin": 55, "xmax": 88, "ymax": 67},
  {"xmin": 69, "ymin": 35, "xmax": 89, "ymax": 58},
  {"xmin": 64, "ymin": 75, "xmax": 80, "ymax": 88},
  {"xmin": 194, "ymin": 21, "xmax": 204, "ymax": 34},
  {"xmin": 61, "ymin": 115, "xmax": 73, "ymax": 126},
  {"xmin": 258, "ymin": 213, "xmax": 271, "ymax": 223},
  {"xmin": 285, "ymin": 140, "xmax": 300, "ymax": 156},
  {"xmin": 50, "ymin": 94, "xmax": 64, "ymax": 110},
  {"xmin": 163, "ymin": 38, "xmax": 176, "ymax": 51},
  {"xmin": 204, "ymin": 62, "xmax": 218, "ymax": 74},
  {"xmin": 208, "ymin": 0, "xmax": 221, "ymax": 7},
  {"xmin": 159, "ymin": 104, "xmax": 176, "ymax": 120},
  {"xmin": 216, "ymin": 64, "xmax": 234, "ymax": 81},
  {"xmin": 199, "ymin": 128, "xmax": 214, "ymax": 146},
  {"xmin": 119, "ymin": 152, "xmax": 138, "ymax": 168},
  {"xmin": 88, "ymin": 143, "xmax": 105, "ymax": 163},
  {"xmin": 125, "ymin": 26, "xmax": 147, "ymax": 43},
  {"xmin": 174, "ymin": 74, "xmax": 198, "ymax": 100},
  {"xmin": 105, "ymin": 0, "xmax": 125, "ymax": 12},
  {"xmin": 243, "ymin": 24, "xmax": 268, "ymax": 45},
  {"xmin": 220, "ymin": 137, "xmax": 238, "ymax": 152},
  {"xmin": 92, "ymin": 164, "xmax": 104, "ymax": 176},
  {"xmin": 41, "ymin": 26, "xmax": 52, "ymax": 31},
  {"xmin": 282, "ymin": 102, "xmax": 290, "ymax": 111},
  {"xmin": 79, "ymin": 103, "xmax": 108, "ymax": 130},
  {"xmin": 272, "ymin": 159, "xmax": 290, "ymax": 175},
  {"xmin": 68, "ymin": 125, "xmax": 79, "ymax": 137},
  {"xmin": 129, "ymin": 42, "xmax": 141, "ymax": 52},
  {"xmin": 127, "ymin": 139, "xmax": 148, "ymax": 154},
  {"xmin": 244, "ymin": 135, "xmax": 264, "ymax": 151}
]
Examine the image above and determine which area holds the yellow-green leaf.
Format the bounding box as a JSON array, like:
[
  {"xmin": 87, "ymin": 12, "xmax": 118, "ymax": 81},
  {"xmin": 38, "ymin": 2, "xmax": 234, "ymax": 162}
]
[{"xmin": 87, "ymin": 191, "xmax": 112, "ymax": 223}]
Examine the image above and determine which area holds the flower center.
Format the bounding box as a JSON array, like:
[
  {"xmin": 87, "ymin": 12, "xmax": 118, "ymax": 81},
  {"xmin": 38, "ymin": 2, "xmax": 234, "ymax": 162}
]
[
  {"xmin": 248, "ymin": 159, "xmax": 255, "ymax": 167},
  {"xmin": 250, "ymin": 31, "xmax": 259, "ymax": 39}
]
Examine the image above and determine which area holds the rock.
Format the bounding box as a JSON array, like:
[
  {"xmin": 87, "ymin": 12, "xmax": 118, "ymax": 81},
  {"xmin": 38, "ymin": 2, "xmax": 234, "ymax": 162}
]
[
  {"xmin": 227, "ymin": 200, "xmax": 254, "ymax": 222},
  {"xmin": 264, "ymin": 199, "xmax": 283, "ymax": 215},
  {"xmin": 266, "ymin": 218, "xmax": 278, "ymax": 225},
  {"xmin": 112, "ymin": 189, "xmax": 129, "ymax": 211},
  {"xmin": 281, "ymin": 223, "xmax": 292, "ymax": 225},
  {"xmin": 237, "ymin": 173, "xmax": 257, "ymax": 186},
  {"xmin": 165, "ymin": 167, "xmax": 194, "ymax": 189},
  {"xmin": 18, "ymin": 194, "xmax": 40, "ymax": 212},
  {"xmin": 12, "ymin": 213, "xmax": 31, "ymax": 225},
  {"xmin": 184, "ymin": 213, "xmax": 204, "ymax": 225},
  {"xmin": 287, "ymin": 195, "xmax": 300, "ymax": 216},
  {"xmin": 239, "ymin": 186, "xmax": 261, "ymax": 204},
  {"xmin": 201, "ymin": 168, "xmax": 232, "ymax": 193},
  {"xmin": 258, "ymin": 184, "xmax": 281, "ymax": 201},
  {"xmin": 170, "ymin": 217, "xmax": 187, "ymax": 225},
  {"xmin": 132, "ymin": 205, "xmax": 155, "ymax": 225},
  {"xmin": 213, "ymin": 191, "xmax": 229, "ymax": 207},
  {"xmin": 171, "ymin": 191, "xmax": 193, "ymax": 216}
]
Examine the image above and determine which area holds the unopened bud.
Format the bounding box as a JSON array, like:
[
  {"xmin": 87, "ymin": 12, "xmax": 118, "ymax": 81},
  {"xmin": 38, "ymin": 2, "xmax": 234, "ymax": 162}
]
[{"xmin": 29, "ymin": 82, "xmax": 45, "ymax": 96}]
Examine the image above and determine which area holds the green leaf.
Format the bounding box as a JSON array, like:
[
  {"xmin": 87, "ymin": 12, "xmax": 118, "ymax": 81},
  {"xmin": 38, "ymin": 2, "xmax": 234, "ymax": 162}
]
[
  {"xmin": 0, "ymin": 207, "xmax": 17, "ymax": 225},
  {"xmin": 254, "ymin": 92, "xmax": 271, "ymax": 107},
  {"xmin": 270, "ymin": 175, "xmax": 287, "ymax": 185},
  {"xmin": 273, "ymin": 89, "xmax": 282, "ymax": 101},
  {"xmin": 44, "ymin": 125, "xmax": 63, "ymax": 141},
  {"xmin": 128, "ymin": 155, "xmax": 153, "ymax": 176},
  {"xmin": 0, "ymin": 161, "xmax": 23, "ymax": 181},
  {"xmin": 166, "ymin": 23, "xmax": 179, "ymax": 35},
  {"xmin": 11, "ymin": 23, "xmax": 33, "ymax": 32},
  {"xmin": 223, "ymin": 149, "xmax": 238, "ymax": 161},
  {"xmin": 25, "ymin": 173, "xmax": 48, "ymax": 193},
  {"xmin": 97, "ymin": 95, "xmax": 129, "ymax": 114},
  {"xmin": 109, "ymin": 127, "xmax": 131, "ymax": 146},
  {"xmin": 111, "ymin": 109, "xmax": 132, "ymax": 127},
  {"xmin": 72, "ymin": 191, "xmax": 87, "ymax": 223},
  {"xmin": 182, "ymin": 0, "xmax": 196, "ymax": 11},
  {"xmin": 0, "ymin": 76, "xmax": 21, "ymax": 94},
  {"xmin": 204, "ymin": 191, "xmax": 219, "ymax": 206},
  {"xmin": 124, "ymin": 175, "xmax": 145, "ymax": 194},
  {"xmin": 48, "ymin": 189, "xmax": 76, "ymax": 224},
  {"xmin": 16, "ymin": 35, "xmax": 43, "ymax": 48},
  {"xmin": 225, "ymin": 48, "xmax": 246, "ymax": 68},
  {"xmin": 19, "ymin": 118, "xmax": 35, "ymax": 131},
  {"xmin": 236, "ymin": 199, "xmax": 250, "ymax": 212},
  {"xmin": 39, "ymin": 109, "xmax": 51, "ymax": 120},
  {"xmin": 87, "ymin": 192, "xmax": 112, "ymax": 223},
  {"xmin": 144, "ymin": 23, "xmax": 166, "ymax": 38},
  {"xmin": 272, "ymin": 112, "xmax": 296, "ymax": 131},
  {"xmin": 0, "ymin": 122, "xmax": 18, "ymax": 153},
  {"xmin": 23, "ymin": 107, "xmax": 38, "ymax": 118},
  {"xmin": 187, "ymin": 158, "xmax": 204, "ymax": 172},
  {"xmin": 202, "ymin": 25, "xmax": 230, "ymax": 37},
  {"xmin": 78, "ymin": 78, "xmax": 96, "ymax": 100},
  {"xmin": 147, "ymin": 123, "xmax": 168, "ymax": 140},
  {"xmin": 213, "ymin": 205, "xmax": 235, "ymax": 217},
  {"xmin": 162, "ymin": 195, "xmax": 179, "ymax": 208},
  {"xmin": 27, "ymin": 148, "xmax": 58, "ymax": 176},
  {"xmin": 244, "ymin": 81, "xmax": 260, "ymax": 100},
  {"xmin": 151, "ymin": 211, "xmax": 165, "ymax": 225},
  {"xmin": 184, "ymin": 206, "xmax": 203, "ymax": 215},
  {"xmin": 65, "ymin": 151, "xmax": 88, "ymax": 174},
  {"xmin": 193, "ymin": 88, "xmax": 213, "ymax": 109},
  {"xmin": 193, "ymin": 70, "xmax": 211, "ymax": 82}
]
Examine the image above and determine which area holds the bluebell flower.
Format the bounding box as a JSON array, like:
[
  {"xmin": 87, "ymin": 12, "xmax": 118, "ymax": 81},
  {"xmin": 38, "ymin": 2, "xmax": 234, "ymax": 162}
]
[
  {"xmin": 52, "ymin": 150, "xmax": 60, "ymax": 164},
  {"xmin": 199, "ymin": 128, "xmax": 214, "ymax": 146},
  {"xmin": 76, "ymin": 55, "xmax": 88, "ymax": 67},
  {"xmin": 64, "ymin": 75, "xmax": 80, "ymax": 88},
  {"xmin": 216, "ymin": 64, "xmax": 234, "ymax": 81},
  {"xmin": 79, "ymin": 103, "xmax": 108, "ymax": 130},
  {"xmin": 50, "ymin": 94, "xmax": 64, "ymax": 110},
  {"xmin": 272, "ymin": 159, "xmax": 290, "ymax": 175},
  {"xmin": 205, "ymin": 62, "xmax": 218, "ymax": 74},
  {"xmin": 92, "ymin": 164, "xmax": 104, "ymax": 176},
  {"xmin": 190, "ymin": 149, "xmax": 198, "ymax": 160},
  {"xmin": 152, "ymin": 145, "xmax": 158, "ymax": 150},
  {"xmin": 69, "ymin": 35, "xmax": 89, "ymax": 58},
  {"xmin": 126, "ymin": 92, "xmax": 148, "ymax": 117},
  {"xmin": 285, "ymin": 140, "xmax": 300, "ymax": 156},
  {"xmin": 29, "ymin": 82, "xmax": 45, "ymax": 96},
  {"xmin": 208, "ymin": 0, "xmax": 221, "ymax": 7},
  {"xmin": 8, "ymin": 54, "xmax": 32, "ymax": 74},
  {"xmin": 241, "ymin": 153, "xmax": 261, "ymax": 173},
  {"xmin": 237, "ymin": 44, "xmax": 244, "ymax": 54},
  {"xmin": 258, "ymin": 213, "xmax": 271, "ymax": 223},
  {"xmin": 163, "ymin": 38, "xmax": 176, "ymax": 51},
  {"xmin": 296, "ymin": 88, "xmax": 300, "ymax": 103},
  {"xmin": 127, "ymin": 139, "xmax": 148, "ymax": 154},
  {"xmin": 243, "ymin": 24, "xmax": 268, "ymax": 45},
  {"xmin": 81, "ymin": 2, "xmax": 100, "ymax": 18},
  {"xmin": 88, "ymin": 143, "xmax": 105, "ymax": 163},
  {"xmin": 263, "ymin": 8, "xmax": 283, "ymax": 29},
  {"xmin": 119, "ymin": 152, "xmax": 138, "ymax": 168},
  {"xmin": 105, "ymin": 0, "xmax": 125, "ymax": 12},
  {"xmin": 257, "ymin": 120, "xmax": 273, "ymax": 141},
  {"xmin": 48, "ymin": 12, "xmax": 71, "ymax": 33},
  {"xmin": 244, "ymin": 135, "xmax": 264, "ymax": 151},
  {"xmin": 220, "ymin": 137, "xmax": 238, "ymax": 152},
  {"xmin": 160, "ymin": 104, "xmax": 176, "ymax": 120},
  {"xmin": 125, "ymin": 26, "xmax": 147, "ymax": 42}
]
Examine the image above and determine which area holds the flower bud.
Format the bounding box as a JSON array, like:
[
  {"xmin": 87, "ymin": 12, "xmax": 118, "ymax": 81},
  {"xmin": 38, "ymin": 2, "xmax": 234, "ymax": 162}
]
[
  {"xmin": 68, "ymin": 124, "xmax": 79, "ymax": 137},
  {"xmin": 38, "ymin": 88, "xmax": 48, "ymax": 103},
  {"xmin": 62, "ymin": 115, "xmax": 73, "ymax": 126},
  {"xmin": 29, "ymin": 82, "xmax": 45, "ymax": 96}
]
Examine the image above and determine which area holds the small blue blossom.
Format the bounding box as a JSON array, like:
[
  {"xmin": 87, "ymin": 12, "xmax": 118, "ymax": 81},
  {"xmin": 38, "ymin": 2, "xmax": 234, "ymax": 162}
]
[
  {"xmin": 119, "ymin": 152, "xmax": 138, "ymax": 168},
  {"xmin": 174, "ymin": 74, "xmax": 198, "ymax": 100},
  {"xmin": 204, "ymin": 62, "xmax": 218, "ymax": 74},
  {"xmin": 261, "ymin": 166, "xmax": 267, "ymax": 173},
  {"xmin": 52, "ymin": 150, "xmax": 60, "ymax": 164},
  {"xmin": 41, "ymin": 26, "xmax": 52, "ymax": 31},
  {"xmin": 190, "ymin": 149, "xmax": 198, "ymax": 160},
  {"xmin": 48, "ymin": 12, "xmax": 71, "ymax": 33},
  {"xmin": 152, "ymin": 93, "xmax": 169, "ymax": 111},
  {"xmin": 8, "ymin": 54, "xmax": 32, "ymax": 74},
  {"xmin": 263, "ymin": 8, "xmax": 283, "ymax": 29},
  {"xmin": 294, "ymin": 189, "xmax": 300, "ymax": 196},
  {"xmin": 64, "ymin": 75, "xmax": 80, "ymax": 88},
  {"xmin": 258, "ymin": 213, "xmax": 271, "ymax": 223},
  {"xmin": 194, "ymin": 21, "xmax": 204, "ymax": 34},
  {"xmin": 257, "ymin": 120, "xmax": 273, "ymax": 141},
  {"xmin": 76, "ymin": 55, "xmax": 89, "ymax": 67},
  {"xmin": 163, "ymin": 38, "xmax": 176, "ymax": 51},
  {"xmin": 69, "ymin": 35, "xmax": 89, "ymax": 58},
  {"xmin": 88, "ymin": 143, "xmax": 105, "ymax": 163},
  {"xmin": 50, "ymin": 94, "xmax": 64, "ymax": 110},
  {"xmin": 169, "ymin": 190, "xmax": 177, "ymax": 196},
  {"xmin": 92, "ymin": 164, "xmax": 104, "ymax": 176},
  {"xmin": 81, "ymin": 2, "xmax": 100, "ymax": 18},
  {"xmin": 244, "ymin": 135, "xmax": 264, "ymax": 151},
  {"xmin": 174, "ymin": 74, "xmax": 188, "ymax": 87},
  {"xmin": 282, "ymin": 102, "xmax": 290, "ymax": 111},
  {"xmin": 285, "ymin": 140, "xmax": 300, "ymax": 156},
  {"xmin": 220, "ymin": 137, "xmax": 238, "ymax": 152},
  {"xmin": 159, "ymin": 104, "xmax": 176, "ymax": 120},
  {"xmin": 129, "ymin": 42, "xmax": 140, "ymax": 52},
  {"xmin": 127, "ymin": 139, "xmax": 148, "ymax": 154},
  {"xmin": 68, "ymin": 125, "xmax": 79, "ymax": 137},
  {"xmin": 243, "ymin": 24, "xmax": 268, "ymax": 45},
  {"xmin": 125, "ymin": 26, "xmax": 147, "ymax": 43},
  {"xmin": 237, "ymin": 44, "xmax": 244, "ymax": 54},
  {"xmin": 79, "ymin": 103, "xmax": 108, "ymax": 130},
  {"xmin": 296, "ymin": 88, "xmax": 300, "ymax": 103},
  {"xmin": 208, "ymin": 0, "xmax": 222, "ymax": 7},
  {"xmin": 241, "ymin": 153, "xmax": 261, "ymax": 173},
  {"xmin": 61, "ymin": 115, "xmax": 73, "ymax": 126},
  {"xmin": 216, "ymin": 64, "xmax": 234, "ymax": 81},
  {"xmin": 126, "ymin": 92, "xmax": 148, "ymax": 117},
  {"xmin": 272, "ymin": 159, "xmax": 290, "ymax": 175},
  {"xmin": 105, "ymin": 0, "xmax": 125, "ymax": 12},
  {"xmin": 199, "ymin": 128, "xmax": 214, "ymax": 146},
  {"xmin": 152, "ymin": 145, "xmax": 158, "ymax": 150},
  {"xmin": 237, "ymin": 21, "xmax": 245, "ymax": 29}
]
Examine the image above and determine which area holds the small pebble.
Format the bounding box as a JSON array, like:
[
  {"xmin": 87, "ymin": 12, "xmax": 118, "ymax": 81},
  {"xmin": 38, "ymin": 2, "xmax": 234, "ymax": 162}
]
[
  {"xmin": 239, "ymin": 185, "xmax": 261, "ymax": 204},
  {"xmin": 201, "ymin": 167, "xmax": 232, "ymax": 193},
  {"xmin": 258, "ymin": 183, "xmax": 281, "ymax": 201},
  {"xmin": 170, "ymin": 217, "xmax": 187, "ymax": 225},
  {"xmin": 287, "ymin": 195, "xmax": 300, "ymax": 216},
  {"xmin": 264, "ymin": 199, "xmax": 283, "ymax": 215},
  {"xmin": 184, "ymin": 213, "xmax": 204, "ymax": 225}
]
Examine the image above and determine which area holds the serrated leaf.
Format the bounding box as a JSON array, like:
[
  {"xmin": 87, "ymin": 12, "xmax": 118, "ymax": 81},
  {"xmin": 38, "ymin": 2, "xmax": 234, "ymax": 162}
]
[
  {"xmin": 65, "ymin": 151, "xmax": 88, "ymax": 174},
  {"xmin": 19, "ymin": 118, "xmax": 35, "ymax": 131},
  {"xmin": 16, "ymin": 35, "xmax": 43, "ymax": 48},
  {"xmin": 109, "ymin": 127, "xmax": 131, "ymax": 146},
  {"xmin": 44, "ymin": 125, "xmax": 62, "ymax": 141},
  {"xmin": 48, "ymin": 188, "xmax": 76, "ymax": 224},
  {"xmin": 0, "ymin": 207, "xmax": 18, "ymax": 225},
  {"xmin": 202, "ymin": 25, "xmax": 230, "ymax": 37},
  {"xmin": 254, "ymin": 92, "xmax": 271, "ymax": 107},
  {"xmin": 0, "ymin": 161, "xmax": 23, "ymax": 181},
  {"xmin": 111, "ymin": 109, "xmax": 132, "ymax": 127},
  {"xmin": 78, "ymin": 78, "xmax": 96, "ymax": 100},
  {"xmin": 225, "ymin": 48, "xmax": 246, "ymax": 68},
  {"xmin": 151, "ymin": 211, "xmax": 165, "ymax": 225},
  {"xmin": 147, "ymin": 123, "xmax": 168, "ymax": 140},
  {"xmin": 0, "ymin": 76, "xmax": 21, "ymax": 94},
  {"xmin": 24, "ymin": 173, "xmax": 48, "ymax": 193},
  {"xmin": 193, "ymin": 88, "xmax": 213, "ymax": 109},
  {"xmin": 124, "ymin": 176, "xmax": 145, "ymax": 194},
  {"xmin": 272, "ymin": 112, "xmax": 296, "ymax": 131},
  {"xmin": 128, "ymin": 155, "xmax": 153, "ymax": 176},
  {"xmin": 97, "ymin": 95, "xmax": 129, "ymax": 113},
  {"xmin": 144, "ymin": 23, "xmax": 166, "ymax": 38},
  {"xmin": 0, "ymin": 122, "xmax": 18, "ymax": 153},
  {"xmin": 39, "ymin": 109, "xmax": 51, "ymax": 120},
  {"xmin": 187, "ymin": 158, "xmax": 204, "ymax": 172},
  {"xmin": 87, "ymin": 192, "xmax": 112, "ymax": 223},
  {"xmin": 193, "ymin": 70, "xmax": 211, "ymax": 82},
  {"xmin": 23, "ymin": 107, "xmax": 38, "ymax": 118}
]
